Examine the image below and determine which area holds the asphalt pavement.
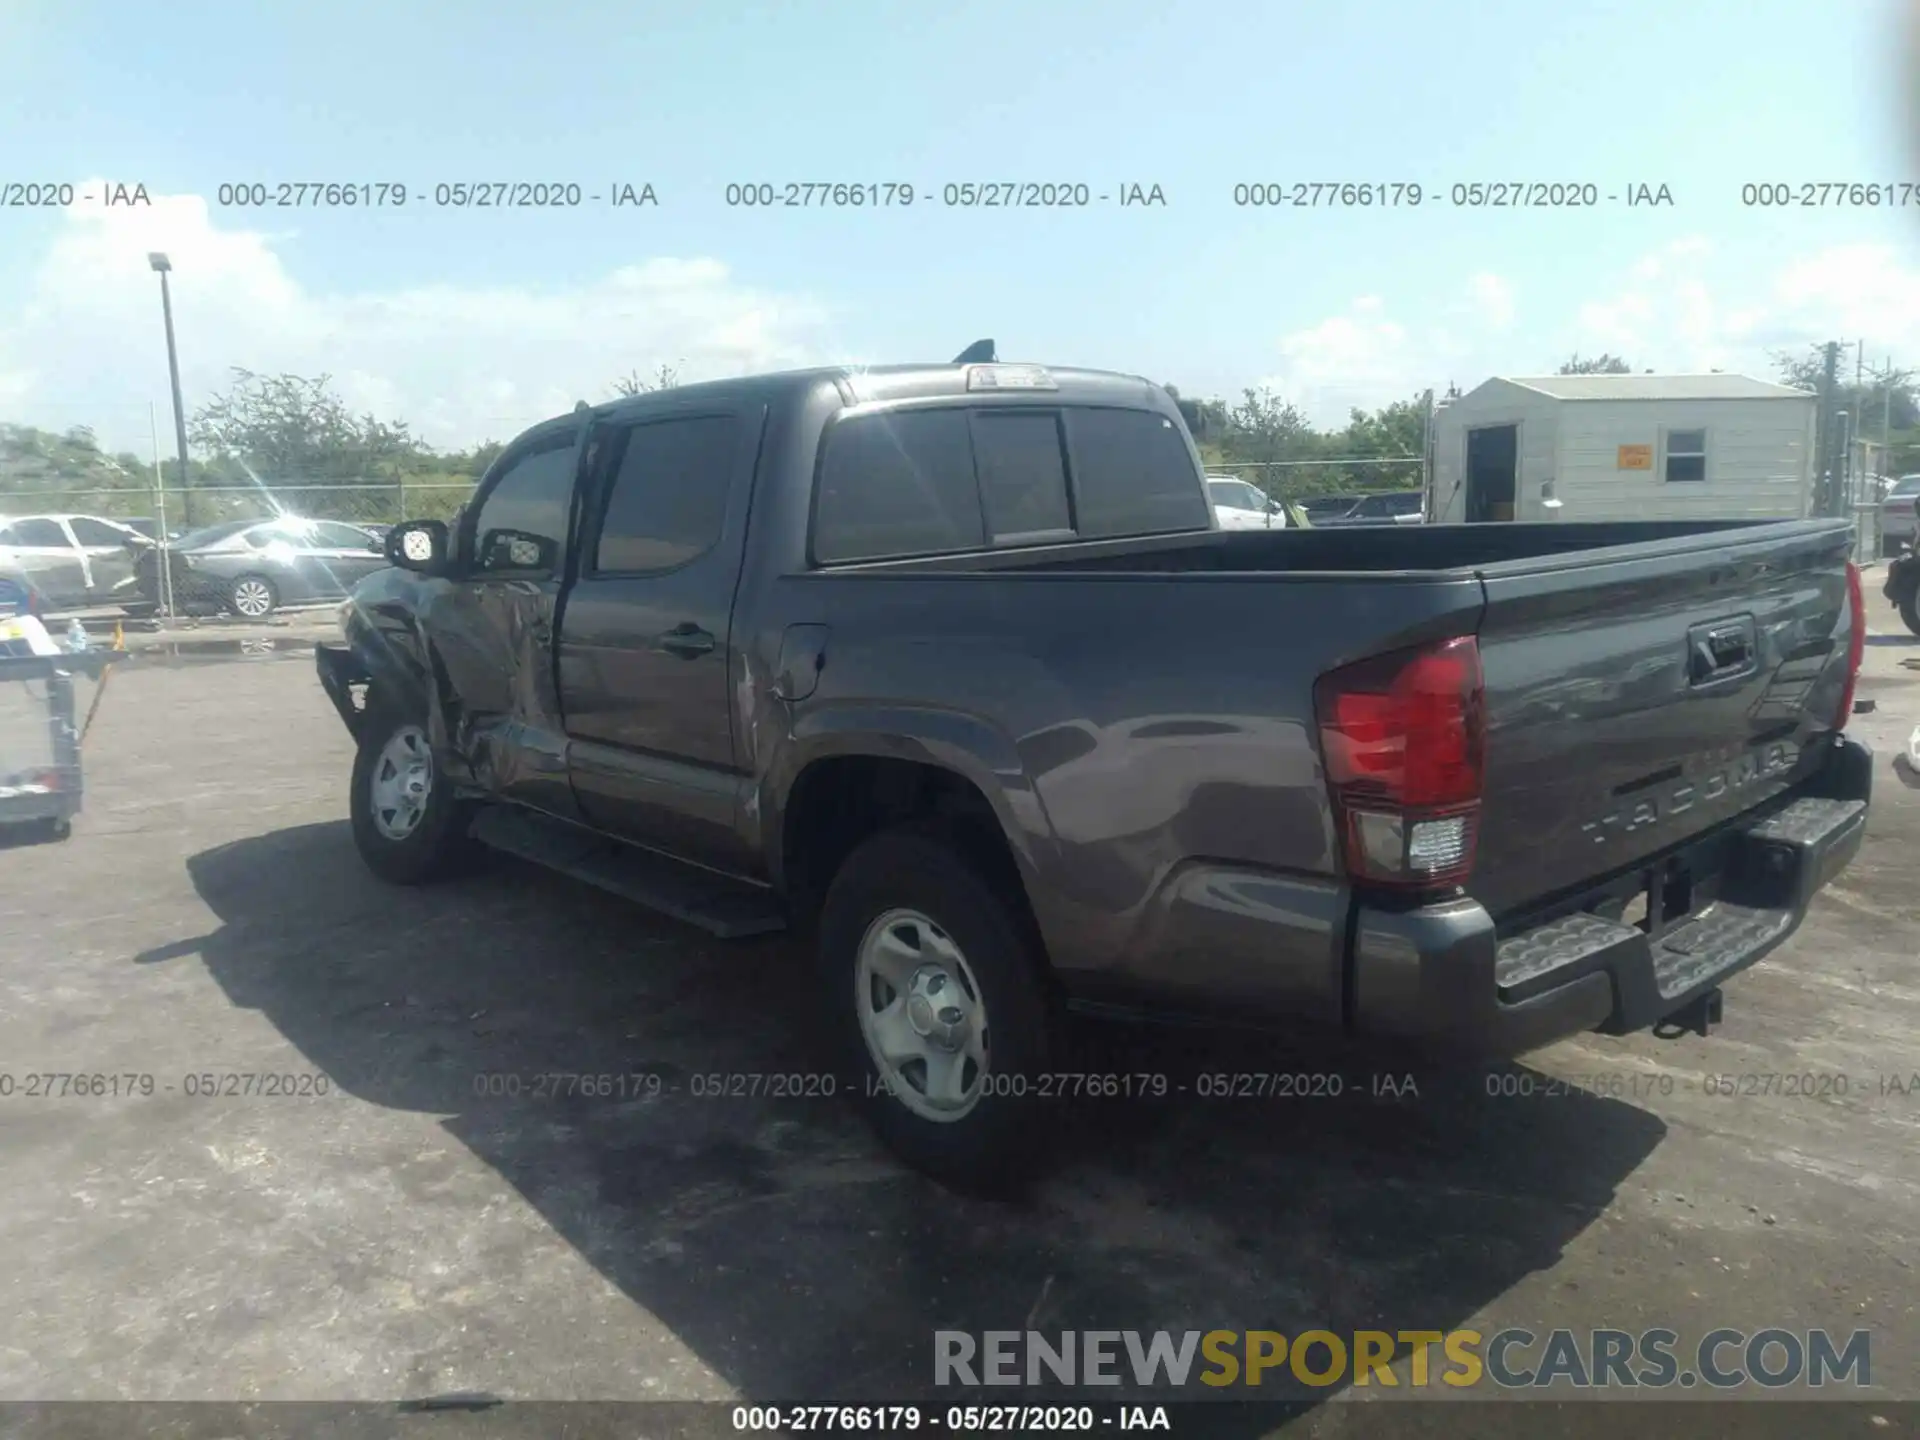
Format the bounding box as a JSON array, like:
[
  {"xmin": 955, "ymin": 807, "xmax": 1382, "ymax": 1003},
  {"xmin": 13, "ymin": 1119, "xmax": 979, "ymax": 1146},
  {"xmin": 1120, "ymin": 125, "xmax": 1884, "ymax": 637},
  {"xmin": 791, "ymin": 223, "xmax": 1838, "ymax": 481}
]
[{"xmin": 0, "ymin": 602, "xmax": 1915, "ymax": 1438}]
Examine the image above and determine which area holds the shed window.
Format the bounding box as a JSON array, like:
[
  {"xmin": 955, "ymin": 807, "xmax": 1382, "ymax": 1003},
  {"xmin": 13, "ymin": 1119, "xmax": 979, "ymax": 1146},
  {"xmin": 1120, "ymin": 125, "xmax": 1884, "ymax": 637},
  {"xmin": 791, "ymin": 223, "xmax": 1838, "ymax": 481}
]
[{"xmin": 1665, "ymin": 428, "xmax": 1707, "ymax": 483}]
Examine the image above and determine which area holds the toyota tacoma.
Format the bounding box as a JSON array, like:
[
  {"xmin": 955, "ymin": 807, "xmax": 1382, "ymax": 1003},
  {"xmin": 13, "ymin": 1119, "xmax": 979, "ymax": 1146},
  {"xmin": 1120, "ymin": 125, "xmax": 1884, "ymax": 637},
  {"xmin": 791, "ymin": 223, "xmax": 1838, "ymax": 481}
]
[{"xmin": 316, "ymin": 345, "xmax": 1872, "ymax": 1188}]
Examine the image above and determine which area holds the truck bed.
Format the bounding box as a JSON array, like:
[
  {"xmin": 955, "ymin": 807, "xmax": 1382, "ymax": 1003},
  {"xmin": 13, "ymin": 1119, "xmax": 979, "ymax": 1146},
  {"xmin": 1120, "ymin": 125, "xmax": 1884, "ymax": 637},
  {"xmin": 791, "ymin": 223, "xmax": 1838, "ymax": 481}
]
[
  {"xmin": 868, "ymin": 517, "xmax": 1820, "ymax": 577},
  {"xmin": 800, "ymin": 516, "xmax": 1859, "ymax": 927}
]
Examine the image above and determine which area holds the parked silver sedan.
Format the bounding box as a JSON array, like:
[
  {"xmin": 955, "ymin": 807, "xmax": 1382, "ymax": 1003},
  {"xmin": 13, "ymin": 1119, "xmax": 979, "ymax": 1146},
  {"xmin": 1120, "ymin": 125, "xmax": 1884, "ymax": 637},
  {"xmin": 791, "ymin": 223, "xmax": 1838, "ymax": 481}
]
[{"xmin": 137, "ymin": 516, "xmax": 390, "ymax": 619}]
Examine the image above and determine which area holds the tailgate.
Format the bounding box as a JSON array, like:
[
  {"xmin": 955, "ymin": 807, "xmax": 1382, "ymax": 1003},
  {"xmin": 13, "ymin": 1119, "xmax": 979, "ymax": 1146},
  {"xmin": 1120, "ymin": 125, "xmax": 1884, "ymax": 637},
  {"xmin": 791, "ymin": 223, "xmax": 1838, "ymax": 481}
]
[{"xmin": 1469, "ymin": 520, "xmax": 1856, "ymax": 919}]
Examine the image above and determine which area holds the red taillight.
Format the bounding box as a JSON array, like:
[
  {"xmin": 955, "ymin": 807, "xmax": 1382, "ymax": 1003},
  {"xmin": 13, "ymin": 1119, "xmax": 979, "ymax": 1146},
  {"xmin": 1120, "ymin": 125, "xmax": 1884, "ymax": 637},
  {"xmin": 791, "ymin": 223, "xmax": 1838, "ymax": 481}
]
[
  {"xmin": 1834, "ymin": 560, "xmax": 1865, "ymax": 731},
  {"xmin": 1314, "ymin": 635, "xmax": 1485, "ymax": 889}
]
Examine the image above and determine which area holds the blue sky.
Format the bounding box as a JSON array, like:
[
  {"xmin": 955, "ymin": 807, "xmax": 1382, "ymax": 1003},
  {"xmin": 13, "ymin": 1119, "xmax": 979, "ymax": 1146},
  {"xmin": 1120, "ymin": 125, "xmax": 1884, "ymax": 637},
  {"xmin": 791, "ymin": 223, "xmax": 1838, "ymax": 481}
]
[{"xmin": 3, "ymin": 0, "xmax": 1917, "ymax": 451}]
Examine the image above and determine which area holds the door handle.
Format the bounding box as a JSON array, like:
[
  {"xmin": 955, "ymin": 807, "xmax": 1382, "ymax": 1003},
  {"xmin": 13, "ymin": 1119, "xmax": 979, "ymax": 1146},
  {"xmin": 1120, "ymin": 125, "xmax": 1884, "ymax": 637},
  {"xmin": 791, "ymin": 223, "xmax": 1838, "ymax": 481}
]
[
  {"xmin": 1685, "ymin": 617, "xmax": 1757, "ymax": 686},
  {"xmin": 659, "ymin": 624, "xmax": 715, "ymax": 658}
]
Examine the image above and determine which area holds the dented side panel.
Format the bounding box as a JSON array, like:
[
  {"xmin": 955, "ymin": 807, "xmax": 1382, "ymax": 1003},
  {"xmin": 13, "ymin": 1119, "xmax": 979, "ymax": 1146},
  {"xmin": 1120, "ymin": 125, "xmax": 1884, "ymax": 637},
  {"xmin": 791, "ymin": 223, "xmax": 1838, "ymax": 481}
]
[{"xmin": 338, "ymin": 565, "xmax": 582, "ymax": 820}]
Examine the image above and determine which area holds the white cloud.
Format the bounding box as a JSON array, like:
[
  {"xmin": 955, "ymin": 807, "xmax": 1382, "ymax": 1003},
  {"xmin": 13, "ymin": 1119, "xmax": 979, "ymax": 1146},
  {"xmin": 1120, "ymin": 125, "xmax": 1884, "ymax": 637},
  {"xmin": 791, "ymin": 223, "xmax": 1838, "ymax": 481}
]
[
  {"xmin": 0, "ymin": 183, "xmax": 833, "ymax": 453},
  {"xmin": 1467, "ymin": 272, "xmax": 1516, "ymax": 330},
  {"xmin": 1255, "ymin": 274, "xmax": 1507, "ymax": 425},
  {"xmin": 1258, "ymin": 237, "xmax": 1920, "ymax": 422}
]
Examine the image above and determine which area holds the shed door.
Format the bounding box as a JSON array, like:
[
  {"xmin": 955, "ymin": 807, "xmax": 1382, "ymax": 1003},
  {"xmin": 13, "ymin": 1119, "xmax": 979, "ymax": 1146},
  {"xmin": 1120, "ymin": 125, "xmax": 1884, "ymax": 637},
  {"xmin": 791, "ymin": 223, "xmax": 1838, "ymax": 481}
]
[{"xmin": 1466, "ymin": 424, "xmax": 1519, "ymax": 522}]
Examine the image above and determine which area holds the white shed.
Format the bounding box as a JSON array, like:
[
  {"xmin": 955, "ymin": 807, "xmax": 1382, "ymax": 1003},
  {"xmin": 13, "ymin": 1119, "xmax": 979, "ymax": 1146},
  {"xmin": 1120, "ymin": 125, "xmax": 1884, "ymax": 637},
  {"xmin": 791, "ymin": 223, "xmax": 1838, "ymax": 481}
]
[{"xmin": 1426, "ymin": 374, "xmax": 1817, "ymax": 525}]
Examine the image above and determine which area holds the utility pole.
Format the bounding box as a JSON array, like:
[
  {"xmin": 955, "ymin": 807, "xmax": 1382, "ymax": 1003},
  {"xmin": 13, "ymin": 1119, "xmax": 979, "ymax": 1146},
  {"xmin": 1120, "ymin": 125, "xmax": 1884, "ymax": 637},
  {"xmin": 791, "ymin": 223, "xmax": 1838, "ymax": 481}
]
[
  {"xmin": 148, "ymin": 403, "xmax": 176, "ymax": 618},
  {"xmin": 148, "ymin": 253, "xmax": 193, "ymax": 531},
  {"xmin": 1817, "ymin": 341, "xmax": 1842, "ymax": 516},
  {"xmin": 1884, "ymin": 356, "xmax": 1895, "ymax": 455}
]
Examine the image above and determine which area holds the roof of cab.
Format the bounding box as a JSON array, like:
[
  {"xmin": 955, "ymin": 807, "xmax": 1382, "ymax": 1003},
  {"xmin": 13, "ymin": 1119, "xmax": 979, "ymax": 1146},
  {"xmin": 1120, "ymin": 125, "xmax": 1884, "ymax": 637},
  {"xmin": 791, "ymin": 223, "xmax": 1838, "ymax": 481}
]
[{"xmin": 564, "ymin": 361, "xmax": 1170, "ymax": 429}]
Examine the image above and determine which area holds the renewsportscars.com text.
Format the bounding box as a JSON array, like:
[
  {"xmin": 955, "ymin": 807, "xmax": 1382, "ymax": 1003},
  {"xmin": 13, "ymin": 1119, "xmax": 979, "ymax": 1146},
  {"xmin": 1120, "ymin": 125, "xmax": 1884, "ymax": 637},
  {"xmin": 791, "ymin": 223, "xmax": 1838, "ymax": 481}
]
[{"xmin": 933, "ymin": 1328, "xmax": 1872, "ymax": 1391}]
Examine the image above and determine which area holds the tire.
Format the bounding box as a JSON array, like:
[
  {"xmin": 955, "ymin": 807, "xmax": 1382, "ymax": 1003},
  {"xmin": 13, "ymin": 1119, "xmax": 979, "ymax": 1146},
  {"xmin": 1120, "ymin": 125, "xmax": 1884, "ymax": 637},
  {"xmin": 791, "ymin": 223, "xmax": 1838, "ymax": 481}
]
[
  {"xmin": 10, "ymin": 816, "xmax": 71, "ymax": 845},
  {"xmin": 227, "ymin": 573, "xmax": 278, "ymax": 620},
  {"xmin": 1901, "ymin": 589, "xmax": 1920, "ymax": 639},
  {"xmin": 348, "ymin": 698, "xmax": 480, "ymax": 885},
  {"xmin": 818, "ymin": 824, "xmax": 1055, "ymax": 1193}
]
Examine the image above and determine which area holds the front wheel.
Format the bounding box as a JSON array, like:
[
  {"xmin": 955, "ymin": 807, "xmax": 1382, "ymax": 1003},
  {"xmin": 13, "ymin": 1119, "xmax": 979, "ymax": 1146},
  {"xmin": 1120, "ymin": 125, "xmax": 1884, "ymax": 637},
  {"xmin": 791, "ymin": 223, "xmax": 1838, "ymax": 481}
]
[
  {"xmin": 348, "ymin": 703, "xmax": 479, "ymax": 885},
  {"xmin": 228, "ymin": 573, "xmax": 278, "ymax": 620},
  {"xmin": 818, "ymin": 825, "xmax": 1055, "ymax": 1192}
]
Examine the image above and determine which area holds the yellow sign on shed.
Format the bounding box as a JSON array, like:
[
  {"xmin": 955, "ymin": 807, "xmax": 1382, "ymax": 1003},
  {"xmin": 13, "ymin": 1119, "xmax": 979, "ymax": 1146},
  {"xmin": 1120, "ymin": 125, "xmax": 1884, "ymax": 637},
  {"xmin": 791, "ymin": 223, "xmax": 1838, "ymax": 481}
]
[{"xmin": 1617, "ymin": 444, "xmax": 1654, "ymax": 470}]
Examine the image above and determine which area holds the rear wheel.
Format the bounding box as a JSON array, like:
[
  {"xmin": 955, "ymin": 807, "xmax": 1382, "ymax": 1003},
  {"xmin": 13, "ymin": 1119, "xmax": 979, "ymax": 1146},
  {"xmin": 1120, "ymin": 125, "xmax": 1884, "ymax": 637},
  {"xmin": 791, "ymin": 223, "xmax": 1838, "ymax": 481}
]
[
  {"xmin": 818, "ymin": 825, "xmax": 1054, "ymax": 1192},
  {"xmin": 349, "ymin": 700, "xmax": 479, "ymax": 884},
  {"xmin": 228, "ymin": 573, "xmax": 278, "ymax": 620},
  {"xmin": 8, "ymin": 816, "xmax": 71, "ymax": 845}
]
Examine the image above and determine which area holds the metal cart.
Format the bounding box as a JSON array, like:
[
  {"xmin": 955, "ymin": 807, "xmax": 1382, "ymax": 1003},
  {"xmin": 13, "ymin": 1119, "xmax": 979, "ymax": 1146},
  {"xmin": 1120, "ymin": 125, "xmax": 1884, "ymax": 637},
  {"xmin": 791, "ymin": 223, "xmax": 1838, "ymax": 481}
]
[{"xmin": 0, "ymin": 647, "xmax": 121, "ymax": 843}]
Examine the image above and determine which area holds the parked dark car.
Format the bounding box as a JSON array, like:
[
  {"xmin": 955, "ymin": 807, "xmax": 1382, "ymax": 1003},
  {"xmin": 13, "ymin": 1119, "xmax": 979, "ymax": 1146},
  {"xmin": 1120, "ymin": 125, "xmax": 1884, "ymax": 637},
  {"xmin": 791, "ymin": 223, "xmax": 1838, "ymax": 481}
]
[
  {"xmin": 1879, "ymin": 474, "xmax": 1920, "ymax": 555},
  {"xmin": 317, "ymin": 349, "xmax": 1870, "ymax": 1190},
  {"xmin": 1314, "ymin": 489, "xmax": 1426, "ymax": 526},
  {"xmin": 0, "ymin": 513, "xmax": 158, "ymax": 613},
  {"xmin": 140, "ymin": 516, "xmax": 390, "ymax": 619},
  {"xmin": 1300, "ymin": 494, "xmax": 1363, "ymax": 523}
]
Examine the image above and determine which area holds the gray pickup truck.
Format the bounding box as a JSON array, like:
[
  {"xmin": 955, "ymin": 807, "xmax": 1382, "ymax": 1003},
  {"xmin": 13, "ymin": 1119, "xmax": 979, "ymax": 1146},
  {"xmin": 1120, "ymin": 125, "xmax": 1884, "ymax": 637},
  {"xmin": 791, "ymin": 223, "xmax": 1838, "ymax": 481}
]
[{"xmin": 316, "ymin": 347, "xmax": 1872, "ymax": 1188}]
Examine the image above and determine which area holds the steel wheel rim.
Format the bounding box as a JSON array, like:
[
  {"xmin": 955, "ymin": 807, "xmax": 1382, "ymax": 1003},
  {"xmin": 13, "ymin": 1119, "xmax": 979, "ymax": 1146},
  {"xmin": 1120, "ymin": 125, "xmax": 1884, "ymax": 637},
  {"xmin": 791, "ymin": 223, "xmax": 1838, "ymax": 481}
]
[
  {"xmin": 232, "ymin": 579, "xmax": 273, "ymax": 617},
  {"xmin": 369, "ymin": 725, "xmax": 433, "ymax": 841},
  {"xmin": 855, "ymin": 907, "xmax": 990, "ymax": 1123}
]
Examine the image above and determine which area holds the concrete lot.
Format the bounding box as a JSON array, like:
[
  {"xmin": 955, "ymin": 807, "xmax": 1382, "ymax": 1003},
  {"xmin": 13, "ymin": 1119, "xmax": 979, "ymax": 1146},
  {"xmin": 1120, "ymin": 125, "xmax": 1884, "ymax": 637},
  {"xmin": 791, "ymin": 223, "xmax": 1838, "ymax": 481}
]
[{"xmin": 1, "ymin": 601, "xmax": 1917, "ymax": 1430}]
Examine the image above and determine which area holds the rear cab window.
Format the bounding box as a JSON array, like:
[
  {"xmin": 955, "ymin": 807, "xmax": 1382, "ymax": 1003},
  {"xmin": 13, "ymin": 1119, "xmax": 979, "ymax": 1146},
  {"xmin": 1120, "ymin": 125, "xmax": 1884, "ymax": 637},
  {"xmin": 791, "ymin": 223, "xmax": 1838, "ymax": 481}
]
[
  {"xmin": 811, "ymin": 402, "xmax": 1206, "ymax": 564},
  {"xmin": 591, "ymin": 414, "xmax": 740, "ymax": 574}
]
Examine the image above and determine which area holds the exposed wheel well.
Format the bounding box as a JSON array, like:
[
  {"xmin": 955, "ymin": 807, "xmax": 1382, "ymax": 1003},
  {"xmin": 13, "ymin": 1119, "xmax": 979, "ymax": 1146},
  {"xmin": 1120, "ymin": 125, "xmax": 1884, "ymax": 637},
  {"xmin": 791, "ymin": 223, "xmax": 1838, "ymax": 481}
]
[{"xmin": 781, "ymin": 756, "xmax": 1045, "ymax": 953}]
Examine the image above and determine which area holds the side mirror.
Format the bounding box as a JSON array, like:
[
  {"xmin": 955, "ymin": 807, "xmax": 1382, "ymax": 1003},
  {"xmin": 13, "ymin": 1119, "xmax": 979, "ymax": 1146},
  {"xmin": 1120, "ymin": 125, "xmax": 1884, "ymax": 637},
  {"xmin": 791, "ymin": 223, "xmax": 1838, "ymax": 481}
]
[
  {"xmin": 386, "ymin": 519, "xmax": 451, "ymax": 574},
  {"xmin": 474, "ymin": 527, "xmax": 558, "ymax": 574}
]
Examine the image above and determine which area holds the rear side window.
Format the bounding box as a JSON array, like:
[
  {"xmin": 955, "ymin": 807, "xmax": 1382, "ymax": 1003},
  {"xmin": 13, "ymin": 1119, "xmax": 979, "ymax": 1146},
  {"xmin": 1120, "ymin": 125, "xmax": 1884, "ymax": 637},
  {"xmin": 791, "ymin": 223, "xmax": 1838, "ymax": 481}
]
[
  {"xmin": 594, "ymin": 415, "xmax": 739, "ymax": 573},
  {"xmin": 5, "ymin": 518, "xmax": 69, "ymax": 547},
  {"xmin": 313, "ymin": 521, "xmax": 379, "ymax": 549},
  {"xmin": 1065, "ymin": 408, "xmax": 1210, "ymax": 537},
  {"xmin": 971, "ymin": 411, "xmax": 1070, "ymax": 538},
  {"xmin": 69, "ymin": 518, "xmax": 129, "ymax": 546},
  {"xmin": 814, "ymin": 410, "xmax": 984, "ymax": 563}
]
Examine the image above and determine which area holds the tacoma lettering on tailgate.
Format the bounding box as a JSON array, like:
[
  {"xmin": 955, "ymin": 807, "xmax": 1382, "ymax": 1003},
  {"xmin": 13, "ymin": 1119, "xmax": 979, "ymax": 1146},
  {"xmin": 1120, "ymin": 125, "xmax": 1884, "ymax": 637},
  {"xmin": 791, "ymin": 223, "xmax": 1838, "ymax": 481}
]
[{"xmin": 1581, "ymin": 741, "xmax": 1798, "ymax": 845}]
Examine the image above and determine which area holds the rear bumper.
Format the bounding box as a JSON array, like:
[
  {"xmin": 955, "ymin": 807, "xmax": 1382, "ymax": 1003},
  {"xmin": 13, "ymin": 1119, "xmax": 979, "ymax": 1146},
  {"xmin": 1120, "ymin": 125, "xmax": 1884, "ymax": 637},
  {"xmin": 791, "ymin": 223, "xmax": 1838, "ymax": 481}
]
[{"xmin": 1349, "ymin": 736, "xmax": 1872, "ymax": 1056}]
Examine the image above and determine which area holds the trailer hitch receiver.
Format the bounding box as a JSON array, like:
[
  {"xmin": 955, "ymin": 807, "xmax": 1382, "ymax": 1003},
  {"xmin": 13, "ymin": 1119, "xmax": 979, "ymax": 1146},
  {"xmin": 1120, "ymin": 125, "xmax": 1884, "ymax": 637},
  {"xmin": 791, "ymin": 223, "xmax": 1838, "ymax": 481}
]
[{"xmin": 1653, "ymin": 987, "xmax": 1723, "ymax": 1040}]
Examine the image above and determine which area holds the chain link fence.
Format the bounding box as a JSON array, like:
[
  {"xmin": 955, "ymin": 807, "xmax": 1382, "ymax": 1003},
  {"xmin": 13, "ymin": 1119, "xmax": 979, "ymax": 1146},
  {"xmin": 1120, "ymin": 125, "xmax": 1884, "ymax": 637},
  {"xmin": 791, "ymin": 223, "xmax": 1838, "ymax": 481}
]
[
  {"xmin": 0, "ymin": 479, "xmax": 477, "ymax": 536},
  {"xmin": 5, "ymin": 459, "xmax": 1432, "ymax": 535},
  {"xmin": 1197, "ymin": 457, "xmax": 1426, "ymax": 505}
]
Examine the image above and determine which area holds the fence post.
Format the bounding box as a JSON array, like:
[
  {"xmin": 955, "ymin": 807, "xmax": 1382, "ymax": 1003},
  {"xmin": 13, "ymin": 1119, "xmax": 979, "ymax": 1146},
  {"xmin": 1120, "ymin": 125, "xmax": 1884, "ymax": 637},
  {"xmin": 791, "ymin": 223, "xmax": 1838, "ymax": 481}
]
[{"xmin": 397, "ymin": 474, "xmax": 407, "ymax": 523}]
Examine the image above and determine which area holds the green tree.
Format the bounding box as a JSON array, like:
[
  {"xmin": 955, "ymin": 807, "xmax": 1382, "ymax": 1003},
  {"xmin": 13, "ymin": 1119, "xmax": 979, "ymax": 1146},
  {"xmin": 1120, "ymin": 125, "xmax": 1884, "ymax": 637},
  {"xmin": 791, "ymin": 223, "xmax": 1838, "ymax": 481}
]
[
  {"xmin": 186, "ymin": 369, "xmax": 430, "ymax": 526},
  {"xmin": 0, "ymin": 423, "xmax": 154, "ymax": 517},
  {"xmin": 1341, "ymin": 397, "xmax": 1425, "ymax": 457},
  {"xmin": 612, "ymin": 362, "xmax": 682, "ymax": 397},
  {"xmin": 189, "ymin": 369, "xmax": 423, "ymax": 480},
  {"xmin": 1221, "ymin": 388, "xmax": 1316, "ymax": 462},
  {"xmin": 1557, "ymin": 353, "xmax": 1633, "ymax": 375},
  {"xmin": 1773, "ymin": 345, "xmax": 1920, "ymax": 433}
]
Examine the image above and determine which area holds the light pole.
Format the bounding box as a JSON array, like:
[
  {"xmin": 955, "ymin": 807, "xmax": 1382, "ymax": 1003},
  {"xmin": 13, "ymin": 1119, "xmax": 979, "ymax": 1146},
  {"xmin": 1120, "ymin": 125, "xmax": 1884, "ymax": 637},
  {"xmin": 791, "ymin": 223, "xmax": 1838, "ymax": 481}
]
[{"xmin": 148, "ymin": 253, "xmax": 193, "ymax": 542}]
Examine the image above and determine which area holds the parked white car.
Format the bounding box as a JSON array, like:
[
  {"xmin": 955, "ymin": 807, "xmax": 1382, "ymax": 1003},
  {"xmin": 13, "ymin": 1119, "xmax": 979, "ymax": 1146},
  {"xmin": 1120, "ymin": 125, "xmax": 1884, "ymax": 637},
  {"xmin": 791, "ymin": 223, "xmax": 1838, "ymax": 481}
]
[
  {"xmin": 1206, "ymin": 476, "xmax": 1294, "ymax": 530},
  {"xmin": 0, "ymin": 513, "xmax": 156, "ymax": 613}
]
